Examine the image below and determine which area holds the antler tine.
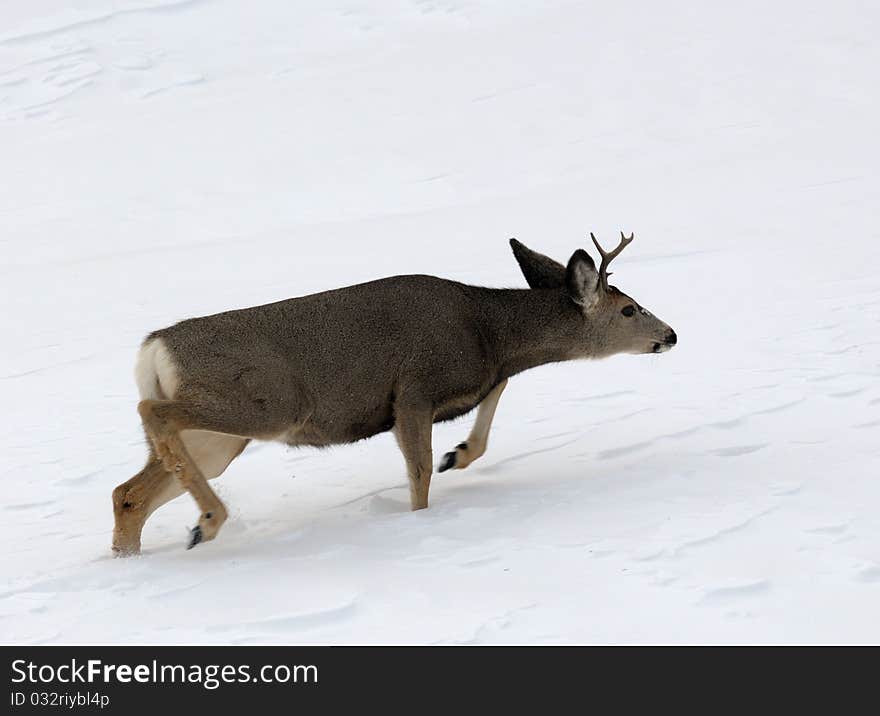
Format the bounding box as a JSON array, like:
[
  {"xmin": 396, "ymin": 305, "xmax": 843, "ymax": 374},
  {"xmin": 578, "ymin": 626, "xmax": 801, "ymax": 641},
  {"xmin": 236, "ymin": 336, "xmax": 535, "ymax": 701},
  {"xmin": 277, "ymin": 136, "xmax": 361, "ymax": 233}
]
[{"xmin": 589, "ymin": 231, "xmax": 634, "ymax": 290}]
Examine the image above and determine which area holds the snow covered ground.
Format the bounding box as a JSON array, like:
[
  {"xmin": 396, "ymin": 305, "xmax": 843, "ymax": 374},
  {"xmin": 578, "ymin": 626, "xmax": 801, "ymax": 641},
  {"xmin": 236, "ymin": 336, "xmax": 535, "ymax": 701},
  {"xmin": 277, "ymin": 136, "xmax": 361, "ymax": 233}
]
[{"xmin": 1, "ymin": 0, "xmax": 879, "ymax": 644}]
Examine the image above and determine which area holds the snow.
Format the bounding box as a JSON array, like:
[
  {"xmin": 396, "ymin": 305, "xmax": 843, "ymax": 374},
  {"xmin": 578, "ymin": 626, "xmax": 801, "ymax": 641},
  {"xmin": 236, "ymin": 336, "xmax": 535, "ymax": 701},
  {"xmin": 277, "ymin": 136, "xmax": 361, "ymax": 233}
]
[{"xmin": 1, "ymin": 0, "xmax": 879, "ymax": 644}]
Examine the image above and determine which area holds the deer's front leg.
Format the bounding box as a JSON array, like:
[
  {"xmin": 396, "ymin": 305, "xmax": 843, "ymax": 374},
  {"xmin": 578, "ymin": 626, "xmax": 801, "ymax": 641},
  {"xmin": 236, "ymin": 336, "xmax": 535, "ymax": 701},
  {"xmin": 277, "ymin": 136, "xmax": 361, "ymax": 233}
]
[
  {"xmin": 439, "ymin": 379, "xmax": 507, "ymax": 472},
  {"xmin": 394, "ymin": 404, "xmax": 434, "ymax": 511}
]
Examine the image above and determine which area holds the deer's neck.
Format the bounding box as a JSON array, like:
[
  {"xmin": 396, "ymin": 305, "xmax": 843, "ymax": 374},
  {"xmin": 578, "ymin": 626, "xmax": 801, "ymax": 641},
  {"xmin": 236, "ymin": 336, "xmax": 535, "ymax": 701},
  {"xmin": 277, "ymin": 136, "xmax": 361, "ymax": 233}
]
[{"xmin": 480, "ymin": 287, "xmax": 588, "ymax": 380}]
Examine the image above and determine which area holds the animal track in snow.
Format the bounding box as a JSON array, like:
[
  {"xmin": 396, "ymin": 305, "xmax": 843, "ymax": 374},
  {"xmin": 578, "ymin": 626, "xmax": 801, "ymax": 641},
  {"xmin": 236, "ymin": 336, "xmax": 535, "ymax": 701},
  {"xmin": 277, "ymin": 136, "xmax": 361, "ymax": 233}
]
[{"xmin": 367, "ymin": 494, "xmax": 406, "ymax": 514}]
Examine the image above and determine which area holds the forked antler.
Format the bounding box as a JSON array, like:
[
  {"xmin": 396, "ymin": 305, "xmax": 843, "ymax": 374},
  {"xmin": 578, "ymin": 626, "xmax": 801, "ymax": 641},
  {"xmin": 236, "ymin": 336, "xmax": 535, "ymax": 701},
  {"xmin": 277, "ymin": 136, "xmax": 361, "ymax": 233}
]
[{"xmin": 590, "ymin": 231, "xmax": 634, "ymax": 291}]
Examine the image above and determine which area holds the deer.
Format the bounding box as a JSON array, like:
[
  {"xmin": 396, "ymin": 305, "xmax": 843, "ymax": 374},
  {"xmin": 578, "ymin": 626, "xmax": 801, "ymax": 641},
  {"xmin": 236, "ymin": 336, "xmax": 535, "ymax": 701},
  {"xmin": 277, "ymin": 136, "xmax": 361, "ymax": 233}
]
[{"xmin": 112, "ymin": 232, "xmax": 677, "ymax": 555}]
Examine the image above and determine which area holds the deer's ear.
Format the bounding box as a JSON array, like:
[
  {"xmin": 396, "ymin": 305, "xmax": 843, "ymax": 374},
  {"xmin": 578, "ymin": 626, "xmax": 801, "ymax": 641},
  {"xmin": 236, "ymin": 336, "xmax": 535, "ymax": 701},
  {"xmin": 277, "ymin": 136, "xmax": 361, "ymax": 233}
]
[
  {"xmin": 509, "ymin": 238, "xmax": 566, "ymax": 289},
  {"xmin": 565, "ymin": 249, "xmax": 601, "ymax": 309}
]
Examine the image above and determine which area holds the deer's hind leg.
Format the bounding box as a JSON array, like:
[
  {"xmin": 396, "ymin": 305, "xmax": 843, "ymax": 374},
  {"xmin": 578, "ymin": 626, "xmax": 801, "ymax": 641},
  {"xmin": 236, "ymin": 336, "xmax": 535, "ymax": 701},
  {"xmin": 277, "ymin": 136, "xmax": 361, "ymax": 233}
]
[
  {"xmin": 112, "ymin": 433, "xmax": 248, "ymax": 556},
  {"xmin": 438, "ymin": 379, "xmax": 507, "ymax": 473},
  {"xmin": 112, "ymin": 452, "xmax": 173, "ymax": 556},
  {"xmin": 138, "ymin": 398, "xmax": 286, "ymax": 549}
]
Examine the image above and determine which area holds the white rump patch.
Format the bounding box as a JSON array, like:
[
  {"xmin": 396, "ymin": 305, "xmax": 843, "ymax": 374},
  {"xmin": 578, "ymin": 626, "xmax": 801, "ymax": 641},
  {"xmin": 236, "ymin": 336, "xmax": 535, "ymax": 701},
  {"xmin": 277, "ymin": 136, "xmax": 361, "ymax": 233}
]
[{"xmin": 134, "ymin": 337, "xmax": 180, "ymax": 400}]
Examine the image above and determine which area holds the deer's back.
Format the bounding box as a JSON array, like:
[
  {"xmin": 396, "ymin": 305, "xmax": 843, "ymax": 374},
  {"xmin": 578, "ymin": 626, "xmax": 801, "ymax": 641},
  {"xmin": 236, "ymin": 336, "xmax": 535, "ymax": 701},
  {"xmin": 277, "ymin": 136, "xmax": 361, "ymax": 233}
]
[{"xmin": 147, "ymin": 275, "xmax": 499, "ymax": 444}]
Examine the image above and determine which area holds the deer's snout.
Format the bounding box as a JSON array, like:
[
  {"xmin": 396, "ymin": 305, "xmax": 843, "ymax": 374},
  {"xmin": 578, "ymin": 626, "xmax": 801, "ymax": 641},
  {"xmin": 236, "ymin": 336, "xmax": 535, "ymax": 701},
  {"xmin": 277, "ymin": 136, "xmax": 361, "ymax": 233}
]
[{"xmin": 651, "ymin": 327, "xmax": 677, "ymax": 353}]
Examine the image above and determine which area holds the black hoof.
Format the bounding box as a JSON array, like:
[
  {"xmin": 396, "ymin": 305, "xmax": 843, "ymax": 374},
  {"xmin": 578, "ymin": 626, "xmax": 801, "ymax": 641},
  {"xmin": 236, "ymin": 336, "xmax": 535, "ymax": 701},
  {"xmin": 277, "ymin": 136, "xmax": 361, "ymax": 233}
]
[
  {"xmin": 438, "ymin": 451, "xmax": 457, "ymax": 472},
  {"xmin": 187, "ymin": 525, "xmax": 203, "ymax": 550}
]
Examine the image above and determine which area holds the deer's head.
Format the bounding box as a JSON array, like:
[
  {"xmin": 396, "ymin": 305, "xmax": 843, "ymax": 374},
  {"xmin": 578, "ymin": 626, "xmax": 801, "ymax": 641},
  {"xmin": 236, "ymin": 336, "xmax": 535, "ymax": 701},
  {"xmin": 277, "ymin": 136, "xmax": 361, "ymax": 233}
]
[{"xmin": 510, "ymin": 233, "xmax": 677, "ymax": 357}]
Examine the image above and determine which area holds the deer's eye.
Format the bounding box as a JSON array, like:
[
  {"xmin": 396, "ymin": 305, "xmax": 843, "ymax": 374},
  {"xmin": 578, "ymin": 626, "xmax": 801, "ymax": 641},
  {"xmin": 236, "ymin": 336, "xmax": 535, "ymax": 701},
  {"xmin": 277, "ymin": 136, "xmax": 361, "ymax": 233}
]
[{"xmin": 621, "ymin": 305, "xmax": 635, "ymax": 317}]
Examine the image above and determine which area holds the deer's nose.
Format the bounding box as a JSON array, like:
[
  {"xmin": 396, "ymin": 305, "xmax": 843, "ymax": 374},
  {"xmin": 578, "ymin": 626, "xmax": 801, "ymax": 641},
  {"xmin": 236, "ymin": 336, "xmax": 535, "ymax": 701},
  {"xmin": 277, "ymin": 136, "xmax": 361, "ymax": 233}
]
[{"xmin": 665, "ymin": 329, "xmax": 677, "ymax": 346}]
